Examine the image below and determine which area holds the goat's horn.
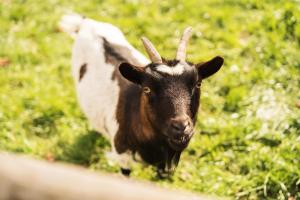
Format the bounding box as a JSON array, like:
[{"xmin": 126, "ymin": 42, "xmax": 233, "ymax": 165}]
[
  {"xmin": 176, "ymin": 27, "xmax": 193, "ymax": 61},
  {"xmin": 141, "ymin": 37, "xmax": 162, "ymax": 63}
]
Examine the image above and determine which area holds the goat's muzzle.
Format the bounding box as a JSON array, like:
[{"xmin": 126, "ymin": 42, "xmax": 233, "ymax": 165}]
[{"xmin": 166, "ymin": 115, "xmax": 194, "ymax": 151}]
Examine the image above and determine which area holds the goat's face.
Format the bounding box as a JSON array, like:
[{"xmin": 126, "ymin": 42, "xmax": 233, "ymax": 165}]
[
  {"xmin": 119, "ymin": 27, "xmax": 223, "ymax": 151},
  {"xmin": 119, "ymin": 56, "xmax": 223, "ymax": 151}
]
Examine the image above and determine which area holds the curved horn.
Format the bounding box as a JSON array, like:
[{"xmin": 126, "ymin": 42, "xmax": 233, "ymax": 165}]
[
  {"xmin": 176, "ymin": 27, "xmax": 193, "ymax": 61},
  {"xmin": 141, "ymin": 37, "xmax": 162, "ymax": 63}
]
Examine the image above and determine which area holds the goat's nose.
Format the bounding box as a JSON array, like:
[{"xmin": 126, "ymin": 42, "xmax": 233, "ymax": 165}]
[{"xmin": 170, "ymin": 116, "xmax": 190, "ymax": 135}]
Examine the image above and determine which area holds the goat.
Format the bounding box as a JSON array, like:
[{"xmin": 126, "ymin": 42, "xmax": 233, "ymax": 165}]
[{"xmin": 59, "ymin": 14, "xmax": 224, "ymax": 177}]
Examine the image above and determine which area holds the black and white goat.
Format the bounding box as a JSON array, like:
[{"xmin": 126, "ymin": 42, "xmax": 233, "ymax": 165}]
[{"xmin": 59, "ymin": 14, "xmax": 224, "ymax": 176}]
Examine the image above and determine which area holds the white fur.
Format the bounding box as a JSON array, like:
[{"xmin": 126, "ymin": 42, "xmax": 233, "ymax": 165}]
[
  {"xmin": 156, "ymin": 63, "xmax": 185, "ymax": 75},
  {"xmin": 60, "ymin": 14, "xmax": 149, "ymax": 169}
]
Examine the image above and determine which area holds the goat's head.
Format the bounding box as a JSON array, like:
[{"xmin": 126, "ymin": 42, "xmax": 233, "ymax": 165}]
[{"xmin": 119, "ymin": 27, "xmax": 224, "ymax": 151}]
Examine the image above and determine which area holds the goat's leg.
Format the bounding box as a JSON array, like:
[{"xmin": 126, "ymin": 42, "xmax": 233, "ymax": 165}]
[{"xmin": 106, "ymin": 140, "xmax": 133, "ymax": 177}]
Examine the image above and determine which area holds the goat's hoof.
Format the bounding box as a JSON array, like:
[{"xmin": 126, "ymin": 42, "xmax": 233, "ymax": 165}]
[
  {"xmin": 120, "ymin": 168, "xmax": 131, "ymax": 177},
  {"xmin": 156, "ymin": 169, "xmax": 172, "ymax": 179}
]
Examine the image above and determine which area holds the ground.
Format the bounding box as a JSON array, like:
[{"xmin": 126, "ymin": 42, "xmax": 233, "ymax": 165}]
[{"xmin": 0, "ymin": 0, "xmax": 300, "ymax": 199}]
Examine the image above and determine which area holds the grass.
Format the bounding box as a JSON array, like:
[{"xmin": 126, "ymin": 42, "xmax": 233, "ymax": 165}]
[{"xmin": 0, "ymin": 0, "xmax": 300, "ymax": 199}]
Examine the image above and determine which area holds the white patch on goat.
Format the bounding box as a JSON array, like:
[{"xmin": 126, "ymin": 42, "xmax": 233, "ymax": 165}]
[
  {"xmin": 156, "ymin": 64, "xmax": 185, "ymax": 75},
  {"xmin": 72, "ymin": 31, "xmax": 119, "ymax": 141},
  {"xmin": 85, "ymin": 18, "xmax": 149, "ymax": 66},
  {"xmin": 106, "ymin": 150, "xmax": 133, "ymax": 169},
  {"xmin": 71, "ymin": 17, "xmax": 150, "ymax": 139},
  {"xmin": 69, "ymin": 17, "xmax": 150, "ymax": 169}
]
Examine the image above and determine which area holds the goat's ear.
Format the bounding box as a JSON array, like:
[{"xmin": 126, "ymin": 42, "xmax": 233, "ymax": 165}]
[
  {"xmin": 196, "ymin": 56, "xmax": 224, "ymax": 79},
  {"xmin": 119, "ymin": 62, "xmax": 145, "ymax": 85}
]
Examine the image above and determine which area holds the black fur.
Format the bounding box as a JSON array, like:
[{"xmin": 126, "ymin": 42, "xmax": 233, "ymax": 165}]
[{"xmin": 79, "ymin": 63, "xmax": 87, "ymax": 81}]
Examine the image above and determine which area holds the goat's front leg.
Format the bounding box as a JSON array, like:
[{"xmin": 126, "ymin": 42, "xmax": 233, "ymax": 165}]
[{"xmin": 105, "ymin": 150, "xmax": 133, "ymax": 177}]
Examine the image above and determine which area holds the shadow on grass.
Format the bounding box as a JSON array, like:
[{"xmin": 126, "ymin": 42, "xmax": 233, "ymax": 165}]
[
  {"xmin": 23, "ymin": 107, "xmax": 64, "ymax": 138},
  {"xmin": 57, "ymin": 130, "xmax": 110, "ymax": 166}
]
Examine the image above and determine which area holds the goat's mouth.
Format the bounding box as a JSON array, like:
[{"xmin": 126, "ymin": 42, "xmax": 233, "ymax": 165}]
[{"xmin": 167, "ymin": 134, "xmax": 191, "ymax": 151}]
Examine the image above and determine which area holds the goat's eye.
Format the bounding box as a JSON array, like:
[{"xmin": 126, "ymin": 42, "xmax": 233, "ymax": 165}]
[
  {"xmin": 143, "ymin": 87, "xmax": 151, "ymax": 94},
  {"xmin": 195, "ymin": 82, "xmax": 201, "ymax": 88}
]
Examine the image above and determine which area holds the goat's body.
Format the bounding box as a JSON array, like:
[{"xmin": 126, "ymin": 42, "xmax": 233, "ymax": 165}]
[
  {"xmin": 60, "ymin": 14, "xmax": 149, "ymax": 167},
  {"xmin": 60, "ymin": 14, "xmax": 224, "ymax": 175}
]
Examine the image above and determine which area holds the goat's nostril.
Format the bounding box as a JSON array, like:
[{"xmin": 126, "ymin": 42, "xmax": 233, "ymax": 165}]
[
  {"xmin": 171, "ymin": 123, "xmax": 182, "ymax": 131},
  {"xmin": 171, "ymin": 120, "xmax": 189, "ymax": 133}
]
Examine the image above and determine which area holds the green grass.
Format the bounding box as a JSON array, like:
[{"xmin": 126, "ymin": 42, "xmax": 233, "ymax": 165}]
[{"xmin": 1, "ymin": 0, "xmax": 300, "ymax": 199}]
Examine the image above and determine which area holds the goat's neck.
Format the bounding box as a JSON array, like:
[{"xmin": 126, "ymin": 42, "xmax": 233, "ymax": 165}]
[
  {"xmin": 138, "ymin": 96, "xmax": 159, "ymax": 142},
  {"xmin": 114, "ymin": 85, "xmax": 157, "ymax": 153}
]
